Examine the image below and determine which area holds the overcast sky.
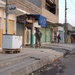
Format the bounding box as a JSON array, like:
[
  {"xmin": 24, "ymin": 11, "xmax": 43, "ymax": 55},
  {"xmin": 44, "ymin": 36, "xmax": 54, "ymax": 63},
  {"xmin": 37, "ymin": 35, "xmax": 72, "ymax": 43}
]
[{"xmin": 59, "ymin": 0, "xmax": 75, "ymax": 26}]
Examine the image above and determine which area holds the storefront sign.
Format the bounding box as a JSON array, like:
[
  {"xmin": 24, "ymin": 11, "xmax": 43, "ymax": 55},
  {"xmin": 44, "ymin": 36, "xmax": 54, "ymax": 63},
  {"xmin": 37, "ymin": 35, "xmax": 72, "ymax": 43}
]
[{"xmin": 7, "ymin": 4, "xmax": 16, "ymax": 14}]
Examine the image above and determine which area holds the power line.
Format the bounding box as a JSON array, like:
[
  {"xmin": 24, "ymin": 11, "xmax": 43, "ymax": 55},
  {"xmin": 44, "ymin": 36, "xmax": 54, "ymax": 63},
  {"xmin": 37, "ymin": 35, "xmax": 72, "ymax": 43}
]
[
  {"xmin": 68, "ymin": 0, "xmax": 75, "ymax": 8},
  {"xmin": 59, "ymin": 0, "xmax": 75, "ymax": 26},
  {"xmin": 64, "ymin": 0, "xmax": 75, "ymax": 22},
  {"xmin": 67, "ymin": 1, "xmax": 75, "ymax": 13}
]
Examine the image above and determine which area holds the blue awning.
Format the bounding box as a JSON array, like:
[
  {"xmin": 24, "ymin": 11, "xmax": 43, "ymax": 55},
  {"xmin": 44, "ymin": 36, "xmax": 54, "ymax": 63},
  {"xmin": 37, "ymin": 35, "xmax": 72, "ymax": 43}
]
[{"xmin": 27, "ymin": 14, "xmax": 47, "ymax": 28}]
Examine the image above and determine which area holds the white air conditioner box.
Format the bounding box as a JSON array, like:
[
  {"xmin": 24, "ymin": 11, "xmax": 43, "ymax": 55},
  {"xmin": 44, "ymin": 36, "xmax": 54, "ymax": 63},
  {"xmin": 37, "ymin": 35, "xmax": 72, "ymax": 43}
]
[{"xmin": 2, "ymin": 35, "xmax": 22, "ymax": 49}]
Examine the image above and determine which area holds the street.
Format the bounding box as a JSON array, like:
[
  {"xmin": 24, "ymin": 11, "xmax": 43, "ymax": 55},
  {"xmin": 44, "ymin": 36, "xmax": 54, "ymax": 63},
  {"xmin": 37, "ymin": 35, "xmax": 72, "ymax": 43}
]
[
  {"xmin": 0, "ymin": 0, "xmax": 75, "ymax": 75},
  {"xmin": 29, "ymin": 44, "xmax": 75, "ymax": 75},
  {"xmin": 38, "ymin": 52, "xmax": 75, "ymax": 75},
  {"xmin": 0, "ymin": 43, "xmax": 75, "ymax": 75}
]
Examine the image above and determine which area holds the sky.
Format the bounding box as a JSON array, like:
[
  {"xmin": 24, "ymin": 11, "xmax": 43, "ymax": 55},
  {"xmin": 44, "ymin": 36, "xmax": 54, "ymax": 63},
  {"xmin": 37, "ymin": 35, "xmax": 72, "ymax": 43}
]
[{"xmin": 59, "ymin": 0, "xmax": 75, "ymax": 26}]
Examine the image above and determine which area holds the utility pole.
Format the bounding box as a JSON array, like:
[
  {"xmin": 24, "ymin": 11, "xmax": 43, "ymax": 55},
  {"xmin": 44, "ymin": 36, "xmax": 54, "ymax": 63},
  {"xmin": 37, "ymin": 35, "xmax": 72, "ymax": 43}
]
[
  {"xmin": 6, "ymin": 0, "xmax": 8, "ymax": 34},
  {"xmin": 64, "ymin": 0, "xmax": 67, "ymax": 43}
]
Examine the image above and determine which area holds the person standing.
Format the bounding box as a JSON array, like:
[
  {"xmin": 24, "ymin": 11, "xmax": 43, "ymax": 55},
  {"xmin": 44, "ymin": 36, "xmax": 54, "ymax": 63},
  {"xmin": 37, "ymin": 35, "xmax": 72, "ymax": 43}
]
[
  {"xmin": 54, "ymin": 32, "xmax": 57, "ymax": 43},
  {"xmin": 35, "ymin": 28, "xmax": 42, "ymax": 48},
  {"xmin": 57, "ymin": 34, "xmax": 61, "ymax": 43}
]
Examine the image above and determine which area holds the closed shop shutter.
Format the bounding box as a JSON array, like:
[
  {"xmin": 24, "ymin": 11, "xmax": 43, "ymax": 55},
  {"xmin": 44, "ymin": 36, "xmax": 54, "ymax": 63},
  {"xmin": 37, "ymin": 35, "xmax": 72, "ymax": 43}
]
[
  {"xmin": 59, "ymin": 30, "xmax": 64, "ymax": 43},
  {"xmin": 8, "ymin": 20, "xmax": 14, "ymax": 34},
  {"xmin": 41, "ymin": 27, "xmax": 45, "ymax": 42},
  {"xmin": 0, "ymin": 18, "xmax": 2, "ymax": 47},
  {"xmin": 3, "ymin": 19, "xmax": 14, "ymax": 34},
  {"xmin": 16, "ymin": 23, "xmax": 24, "ymax": 44},
  {"xmin": 3, "ymin": 19, "xmax": 6, "ymax": 34},
  {"xmin": 46, "ymin": 28, "xmax": 51, "ymax": 42},
  {"xmin": 41, "ymin": 27, "xmax": 51, "ymax": 43},
  {"xmin": 26, "ymin": 29, "xmax": 31, "ymax": 44}
]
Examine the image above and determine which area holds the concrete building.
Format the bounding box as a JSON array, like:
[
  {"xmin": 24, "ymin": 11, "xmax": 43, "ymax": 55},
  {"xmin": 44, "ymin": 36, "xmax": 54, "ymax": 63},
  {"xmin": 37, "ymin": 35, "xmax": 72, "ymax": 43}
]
[
  {"xmin": 57, "ymin": 26, "xmax": 64, "ymax": 43},
  {"xmin": 66, "ymin": 23, "xmax": 75, "ymax": 43},
  {"xmin": 0, "ymin": 0, "xmax": 59, "ymax": 48}
]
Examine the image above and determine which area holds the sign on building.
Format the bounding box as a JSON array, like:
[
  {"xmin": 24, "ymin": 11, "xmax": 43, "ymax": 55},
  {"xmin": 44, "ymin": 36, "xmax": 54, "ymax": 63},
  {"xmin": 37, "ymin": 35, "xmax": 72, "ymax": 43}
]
[{"xmin": 7, "ymin": 4, "xmax": 16, "ymax": 14}]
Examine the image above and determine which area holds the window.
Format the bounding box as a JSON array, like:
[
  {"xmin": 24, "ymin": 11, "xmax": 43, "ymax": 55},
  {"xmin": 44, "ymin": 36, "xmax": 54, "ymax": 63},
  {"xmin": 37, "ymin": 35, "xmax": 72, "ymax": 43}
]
[{"xmin": 45, "ymin": 0, "xmax": 56, "ymax": 14}]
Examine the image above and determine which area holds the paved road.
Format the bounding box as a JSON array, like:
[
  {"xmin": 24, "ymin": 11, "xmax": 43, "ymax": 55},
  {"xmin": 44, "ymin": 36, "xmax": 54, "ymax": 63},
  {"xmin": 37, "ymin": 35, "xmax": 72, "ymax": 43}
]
[
  {"xmin": 32, "ymin": 49, "xmax": 75, "ymax": 75},
  {"xmin": 60, "ymin": 52, "xmax": 75, "ymax": 75},
  {"xmin": 0, "ymin": 43, "xmax": 75, "ymax": 75}
]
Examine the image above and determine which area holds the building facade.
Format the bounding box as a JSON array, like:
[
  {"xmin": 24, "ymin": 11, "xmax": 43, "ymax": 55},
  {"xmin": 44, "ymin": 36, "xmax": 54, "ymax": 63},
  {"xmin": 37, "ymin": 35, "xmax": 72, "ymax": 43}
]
[
  {"xmin": 0, "ymin": 0, "xmax": 59, "ymax": 48},
  {"xmin": 42, "ymin": 0, "xmax": 59, "ymax": 43},
  {"xmin": 65, "ymin": 23, "xmax": 74, "ymax": 43}
]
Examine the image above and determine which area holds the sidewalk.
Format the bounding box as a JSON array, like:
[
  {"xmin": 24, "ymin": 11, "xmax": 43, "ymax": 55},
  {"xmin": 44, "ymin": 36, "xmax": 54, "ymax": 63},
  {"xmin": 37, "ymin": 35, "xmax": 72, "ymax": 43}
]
[
  {"xmin": 42, "ymin": 43, "xmax": 75, "ymax": 51},
  {"xmin": 0, "ymin": 43, "xmax": 74, "ymax": 75}
]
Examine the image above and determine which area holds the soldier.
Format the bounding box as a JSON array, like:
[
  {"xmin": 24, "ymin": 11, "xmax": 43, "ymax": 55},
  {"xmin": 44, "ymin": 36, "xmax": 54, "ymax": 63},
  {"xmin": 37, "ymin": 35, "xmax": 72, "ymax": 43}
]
[
  {"xmin": 57, "ymin": 34, "xmax": 61, "ymax": 43},
  {"xmin": 35, "ymin": 28, "xmax": 42, "ymax": 48}
]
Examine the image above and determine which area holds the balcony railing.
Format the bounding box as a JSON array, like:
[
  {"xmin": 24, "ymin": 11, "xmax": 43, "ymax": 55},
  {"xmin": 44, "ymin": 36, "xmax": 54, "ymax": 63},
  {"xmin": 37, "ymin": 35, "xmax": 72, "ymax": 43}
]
[{"xmin": 2, "ymin": 0, "xmax": 41, "ymax": 14}]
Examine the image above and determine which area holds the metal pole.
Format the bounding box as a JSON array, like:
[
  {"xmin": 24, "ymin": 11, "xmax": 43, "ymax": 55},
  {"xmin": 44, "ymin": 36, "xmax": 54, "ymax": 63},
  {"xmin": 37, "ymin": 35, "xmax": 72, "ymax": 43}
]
[
  {"xmin": 45, "ymin": 28, "xmax": 46, "ymax": 42},
  {"xmin": 31, "ymin": 17, "xmax": 34, "ymax": 47},
  {"xmin": 64, "ymin": 0, "xmax": 67, "ymax": 43},
  {"xmin": 6, "ymin": 0, "xmax": 8, "ymax": 34}
]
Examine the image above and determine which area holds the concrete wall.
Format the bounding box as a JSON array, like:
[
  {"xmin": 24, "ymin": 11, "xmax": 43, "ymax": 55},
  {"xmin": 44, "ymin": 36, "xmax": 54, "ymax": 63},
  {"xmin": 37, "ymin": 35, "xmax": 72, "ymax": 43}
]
[
  {"xmin": 53, "ymin": 27, "xmax": 58, "ymax": 32},
  {"xmin": 28, "ymin": 0, "xmax": 42, "ymax": 8},
  {"xmin": 58, "ymin": 26, "xmax": 64, "ymax": 31},
  {"xmin": 0, "ymin": 9, "xmax": 16, "ymax": 20},
  {"xmin": 0, "ymin": 8, "xmax": 16, "ymax": 47},
  {"xmin": 58, "ymin": 26, "xmax": 64, "ymax": 43},
  {"xmin": 67, "ymin": 24, "xmax": 73, "ymax": 31},
  {"xmin": 8, "ymin": 0, "xmax": 41, "ymax": 14},
  {"xmin": 55, "ymin": 0, "xmax": 59, "ymax": 16},
  {"xmin": 42, "ymin": 0, "xmax": 59, "ymax": 16},
  {"xmin": 73, "ymin": 27, "xmax": 75, "ymax": 31},
  {"xmin": 42, "ymin": 8, "xmax": 58, "ymax": 23},
  {"xmin": 41, "ymin": 0, "xmax": 58, "ymax": 23}
]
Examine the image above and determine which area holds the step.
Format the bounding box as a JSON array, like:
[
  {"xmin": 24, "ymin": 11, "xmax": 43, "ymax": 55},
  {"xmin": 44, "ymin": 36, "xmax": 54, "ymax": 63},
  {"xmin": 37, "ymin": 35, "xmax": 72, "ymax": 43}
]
[
  {"xmin": 0, "ymin": 58, "xmax": 38, "ymax": 75},
  {"xmin": 0, "ymin": 52, "xmax": 35, "ymax": 69},
  {"xmin": 0, "ymin": 49, "xmax": 64, "ymax": 75},
  {"xmin": 0, "ymin": 49, "xmax": 64, "ymax": 69}
]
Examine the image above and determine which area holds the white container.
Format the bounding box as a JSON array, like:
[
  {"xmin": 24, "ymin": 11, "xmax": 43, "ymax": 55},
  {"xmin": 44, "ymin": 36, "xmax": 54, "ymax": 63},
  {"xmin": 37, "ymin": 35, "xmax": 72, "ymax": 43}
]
[{"xmin": 2, "ymin": 35, "xmax": 22, "ymax": 49}]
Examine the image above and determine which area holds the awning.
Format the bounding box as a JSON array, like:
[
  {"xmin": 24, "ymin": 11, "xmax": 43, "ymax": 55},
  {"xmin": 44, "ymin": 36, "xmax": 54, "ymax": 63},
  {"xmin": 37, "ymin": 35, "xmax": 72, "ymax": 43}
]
[
  {"xmin": 47, "ymin": 22, "xmax": 63, "ymax": 27},
  {"xmin": 27, "ymin": 14, "xmax": 47, "ymax": 28}
]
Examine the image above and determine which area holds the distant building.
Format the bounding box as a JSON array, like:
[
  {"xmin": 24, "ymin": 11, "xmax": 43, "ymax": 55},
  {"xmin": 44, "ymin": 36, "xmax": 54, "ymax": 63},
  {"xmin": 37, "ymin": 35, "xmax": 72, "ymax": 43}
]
[{"xmin": 63, "ymin": 23, "xmax": 74, "ymax": 43}]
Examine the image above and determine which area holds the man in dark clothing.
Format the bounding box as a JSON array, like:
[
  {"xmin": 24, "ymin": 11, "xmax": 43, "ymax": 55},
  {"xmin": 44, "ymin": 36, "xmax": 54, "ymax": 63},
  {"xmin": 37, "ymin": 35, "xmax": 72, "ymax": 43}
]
[
  {"xmin": 57, "ymin": 34, "xmax": 61, "ymax": 43},
  {"xmin": 35, "ymin": 28, "xmax": 42, "ymax": 48}
]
